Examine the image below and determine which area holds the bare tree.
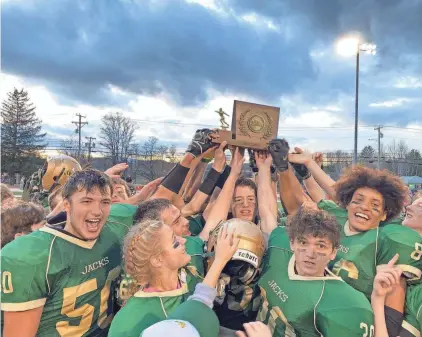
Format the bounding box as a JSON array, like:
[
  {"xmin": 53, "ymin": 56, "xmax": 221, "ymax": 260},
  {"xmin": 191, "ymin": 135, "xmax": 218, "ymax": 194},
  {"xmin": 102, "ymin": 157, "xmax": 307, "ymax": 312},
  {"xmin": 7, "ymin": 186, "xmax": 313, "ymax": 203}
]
[
  {"xmin": 132, "ymin": 137, "xmax": 172, "ymax": 181},
  {"xmin": 99, "ymin": 112, "xmax": 137, "ymax": 165},
  {"xmin": 167, "ymin": 144, "xmax": 178, "ymax": 163},
  {"xmin": 58, "ymin": 136, "xmax": 88, "ymax": 166},
  {"xmin": 386, "ymin": 139, "xmax": 410, "ymax": 175}
]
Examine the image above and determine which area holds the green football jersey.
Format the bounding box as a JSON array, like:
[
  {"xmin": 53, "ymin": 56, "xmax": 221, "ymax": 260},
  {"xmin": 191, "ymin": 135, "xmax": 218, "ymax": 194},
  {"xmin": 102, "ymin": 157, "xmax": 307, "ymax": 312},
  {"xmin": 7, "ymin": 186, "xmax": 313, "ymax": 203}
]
[
  {"xmin": 257, "ymin": 227, "xmax": 374, "ymax": 337},
  {"xmin": 1, "ymin": 220, "xmax": 131, "ymax": 337},
  {"xmin": 108, "ymin": 236, "xmax": 205, "ymax": 337},
  {"xmin": 108, "ymin": 203, "xmax": 137, "ymax": 227},
  {"xmin": 187, "ymin": 213, "xmax": 206, "ymax": 236},
  {"xmin": 400, "ymin": 283, "xmax": 422, "ymax": 337},
  {"xmin": 318, "ymin": 200, "xmax": 422, "ymax": 298}
]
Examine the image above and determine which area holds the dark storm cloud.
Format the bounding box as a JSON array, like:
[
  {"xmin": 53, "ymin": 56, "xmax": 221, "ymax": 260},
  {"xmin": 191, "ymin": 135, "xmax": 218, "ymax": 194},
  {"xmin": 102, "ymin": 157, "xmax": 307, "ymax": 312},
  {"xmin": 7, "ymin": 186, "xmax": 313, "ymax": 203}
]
[
  {"xmin": 2, "ymin": 0, "xmax": 316, "ymax": 106},
  {"xmin": 223, "ymin": 0, "xmax": 422, "ymax": 125}
]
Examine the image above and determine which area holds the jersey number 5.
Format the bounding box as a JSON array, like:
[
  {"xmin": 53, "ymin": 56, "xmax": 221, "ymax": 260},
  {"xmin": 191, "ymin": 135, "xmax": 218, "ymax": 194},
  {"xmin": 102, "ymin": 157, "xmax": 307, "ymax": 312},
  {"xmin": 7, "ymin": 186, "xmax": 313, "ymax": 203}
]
[{"xmin": 56, "ymin": 267, "xmax": 120, "ymax": 337}]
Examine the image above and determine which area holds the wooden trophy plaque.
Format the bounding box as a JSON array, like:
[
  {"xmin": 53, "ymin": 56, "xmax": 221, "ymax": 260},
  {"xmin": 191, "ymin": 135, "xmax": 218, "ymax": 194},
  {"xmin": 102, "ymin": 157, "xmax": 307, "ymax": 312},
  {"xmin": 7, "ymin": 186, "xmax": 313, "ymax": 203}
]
[{"xmin": 214, "ymin": 100, "xmax": 280, "ymax": 150}]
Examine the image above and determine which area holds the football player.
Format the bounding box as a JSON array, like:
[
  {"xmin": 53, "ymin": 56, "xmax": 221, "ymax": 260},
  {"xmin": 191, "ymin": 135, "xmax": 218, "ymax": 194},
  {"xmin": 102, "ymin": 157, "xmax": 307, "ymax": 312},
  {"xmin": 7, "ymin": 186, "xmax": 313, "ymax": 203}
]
[
  {"xmin": 1, "ymin": 202, "xmax": 45, "ymax": 248},
  {"xmin": 287, "ymin": 153, "xmax": 422, "ymax": 288},
  {"xmin": 108, "ymin": 221, "xmax": 239, "ymax": 337},
  {"xmin": 400, "ymin": 197, "xmax": 422, "ymax": 337},
  {"xmin": 207, "ymin": 218, "xmax": 266, "ymax": 336},
  {"xmin": 257, "ymin": 204, "xmax": 374, "ymax": 336},
  {"xmin": 22, "ymin": 154, "xmax": 81, "ymax": 207},
  {"xmin": 1, "ymin": 170, "xmax": 131, "ymax": 337}
]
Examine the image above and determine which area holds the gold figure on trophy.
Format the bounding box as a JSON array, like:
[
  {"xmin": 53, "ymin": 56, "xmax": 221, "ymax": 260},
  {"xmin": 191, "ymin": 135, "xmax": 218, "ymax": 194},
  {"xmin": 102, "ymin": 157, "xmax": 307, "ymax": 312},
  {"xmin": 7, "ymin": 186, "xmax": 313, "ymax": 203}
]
[{"xmin": 215, "ymin": 108, "xmax": 230, "ymax": 130}]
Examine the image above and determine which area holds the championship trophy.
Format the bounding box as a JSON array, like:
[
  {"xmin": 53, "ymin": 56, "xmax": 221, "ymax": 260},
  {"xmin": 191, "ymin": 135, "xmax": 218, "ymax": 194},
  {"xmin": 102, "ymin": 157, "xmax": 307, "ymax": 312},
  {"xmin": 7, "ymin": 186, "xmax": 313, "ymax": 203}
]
[{"xmin": 213, "ymin": 100, "xmax": 280, "ymax": 150}]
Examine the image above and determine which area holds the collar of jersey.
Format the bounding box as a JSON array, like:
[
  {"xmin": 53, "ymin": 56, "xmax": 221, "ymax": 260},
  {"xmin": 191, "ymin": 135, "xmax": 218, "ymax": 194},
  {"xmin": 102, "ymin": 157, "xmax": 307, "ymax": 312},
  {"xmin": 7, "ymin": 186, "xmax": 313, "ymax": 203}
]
[
  {"xmin": 134, "ymin": 269, "xmax": 189, "ymax": 298},
  {"xmin": 40, "ymin": 226, "xmax": 97, "ymax": 249},
  {"xmin": 343, "ymin": 221, "xmax": 361, "ymax": 236},
  {"xmin": 288, "ymin": 255, "xmax": 343, "ymax": 281}
]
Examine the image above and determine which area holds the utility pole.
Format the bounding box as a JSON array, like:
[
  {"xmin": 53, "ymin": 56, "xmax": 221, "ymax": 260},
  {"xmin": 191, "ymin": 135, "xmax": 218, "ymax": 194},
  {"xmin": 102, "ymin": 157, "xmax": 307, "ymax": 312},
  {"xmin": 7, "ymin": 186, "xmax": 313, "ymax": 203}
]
[
  {"xmin": 353, "ymin": 48, "xmax": 360, "ymax": 165},
  {"xmin": 72, "ymin": 114, "xmax": 88, "ymax": 160},
  {"xmin": 374, "ymin": 126, "xmax": 383, "ymax": 169},
  {"xmin": 85, "ymin": 137, "xmax": 96, "ymax": 163}
]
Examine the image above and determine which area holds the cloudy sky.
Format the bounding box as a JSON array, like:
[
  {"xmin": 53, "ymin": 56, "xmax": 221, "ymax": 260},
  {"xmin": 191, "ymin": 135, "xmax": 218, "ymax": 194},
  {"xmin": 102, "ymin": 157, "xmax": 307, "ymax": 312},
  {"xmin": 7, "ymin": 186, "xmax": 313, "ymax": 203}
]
[{"xmin": 2, "ymin": 0, "xmax": 422, "ymax": 154}]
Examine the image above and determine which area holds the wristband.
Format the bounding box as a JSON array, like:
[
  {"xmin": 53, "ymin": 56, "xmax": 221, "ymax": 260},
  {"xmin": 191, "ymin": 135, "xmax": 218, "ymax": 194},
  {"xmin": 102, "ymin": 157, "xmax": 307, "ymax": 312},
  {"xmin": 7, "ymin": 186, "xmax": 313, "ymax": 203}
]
[
  {"xmin": 303, "ymin": 171, "xmax": 312, "ymax": 180},
  {"xmin": 199, "ymin": 168, "xmax": 220, "ymax": 195},
  {"xmin": 161, "ymin": 164, "xmax": 190, "ymax": 194},
  {"xmin": 201, "ymin": 158, "xmax": 212, "ymax": 163},
  {"xmin": 216, "ymin": 165, "xmax": 231, "ymax": 189}
]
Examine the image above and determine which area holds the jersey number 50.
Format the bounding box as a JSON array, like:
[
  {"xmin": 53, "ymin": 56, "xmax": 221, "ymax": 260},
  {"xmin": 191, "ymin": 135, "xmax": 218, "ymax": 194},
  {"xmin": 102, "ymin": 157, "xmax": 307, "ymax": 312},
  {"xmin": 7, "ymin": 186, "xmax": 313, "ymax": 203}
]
[{"xmin": 56, "ymin": 267, "xmax": 120, "ymax": 337}]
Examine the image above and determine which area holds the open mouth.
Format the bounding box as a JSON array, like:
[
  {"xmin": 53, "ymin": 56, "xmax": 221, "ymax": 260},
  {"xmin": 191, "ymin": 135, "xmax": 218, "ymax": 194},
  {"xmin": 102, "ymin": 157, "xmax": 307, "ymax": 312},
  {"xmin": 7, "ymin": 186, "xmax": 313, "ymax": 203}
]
[
  {"xmin": 303, "ymin": 261, "xmax": 316, "ymax": 267},
  {"xmin": 85, "ymin": 219, "xmax": 101, "ymax": 232},
  {"xmin": 355, "ymin": 212, "xmax": 369, "ymax": 221}
]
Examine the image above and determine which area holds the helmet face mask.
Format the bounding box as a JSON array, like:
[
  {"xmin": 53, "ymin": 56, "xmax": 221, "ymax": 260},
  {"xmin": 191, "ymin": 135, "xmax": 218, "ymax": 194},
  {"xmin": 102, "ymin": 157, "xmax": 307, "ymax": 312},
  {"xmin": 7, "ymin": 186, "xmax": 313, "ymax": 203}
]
[
  {"xmin": 207, "ymin": 218, "xmax": 265, "ymax": 285},
  {"xmin": 41, "ymin": 155, "xmax": 82, "ymax": 191}
]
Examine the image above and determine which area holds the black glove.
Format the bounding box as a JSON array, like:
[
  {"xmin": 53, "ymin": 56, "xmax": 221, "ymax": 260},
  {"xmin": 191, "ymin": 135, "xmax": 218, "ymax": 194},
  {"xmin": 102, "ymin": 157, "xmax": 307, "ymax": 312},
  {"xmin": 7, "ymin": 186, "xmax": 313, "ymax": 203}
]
[
  {"xmin": 291, "ymin": 163, "xmax": 311, "ymax": 180},
  {"xmin": 186, "ymin": 129, "xmax": 215, "ymax": 157},
  {"xmin": 268, "ymin": 139, "xmax": 290, "ymax": 172},
  {"xmin": 248, "ymin": 149, "xmax": 258, "ymax": 173}
]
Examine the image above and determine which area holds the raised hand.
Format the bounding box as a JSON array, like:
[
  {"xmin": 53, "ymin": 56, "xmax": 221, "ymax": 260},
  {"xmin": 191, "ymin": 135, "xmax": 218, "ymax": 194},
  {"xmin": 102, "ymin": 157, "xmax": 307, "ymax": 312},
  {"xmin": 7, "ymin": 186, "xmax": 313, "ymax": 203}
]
[
  {"xmin": 214, "ymin": 225, "xmax": 240, "ymax": 265},
  {"xmin": 288, "ymin": 147, "xmax": 313, "ymax": 166},
  {"xmin": 254, "ymin": 151, "xmax": 272, "ymax": 171},
  {"xmin": 104, "ymin": 163, "xmax": 128, "ymax": 178},
  {"xmin": 372, "ymin": 254, "xmax": 402, "ymax": 299},
  {"xmin": 312, "ymin": 152, "xmax": 324, "ymax": 168},
  {"xmin": 212, "ymin": 141, "xmax": 227, "ymax": 172},
  {"xmin": 230, "ymin": 147, "xmax": 245, "ymax": 177},
  {"xmin": 268, "ymin": 139, "xmax": 289, "ymax": 172},
  {"xmin": 186, "ymin": 129, "xmax": 218, "ymax": 157}
]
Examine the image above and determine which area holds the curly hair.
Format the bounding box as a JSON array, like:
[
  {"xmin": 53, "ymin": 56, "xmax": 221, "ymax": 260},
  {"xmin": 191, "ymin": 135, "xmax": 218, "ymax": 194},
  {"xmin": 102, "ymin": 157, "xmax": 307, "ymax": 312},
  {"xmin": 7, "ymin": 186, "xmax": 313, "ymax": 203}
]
[
  {"xmin": 334, "ymin": 166, "xmax": 406, "ymax": 222},
  {"xmin": 1, "ymin": 202, "xmax": 46, "ymax": 248},
  {"xmin": 287, "ymin": 208, "xmax": 340, "ymax": 249}
]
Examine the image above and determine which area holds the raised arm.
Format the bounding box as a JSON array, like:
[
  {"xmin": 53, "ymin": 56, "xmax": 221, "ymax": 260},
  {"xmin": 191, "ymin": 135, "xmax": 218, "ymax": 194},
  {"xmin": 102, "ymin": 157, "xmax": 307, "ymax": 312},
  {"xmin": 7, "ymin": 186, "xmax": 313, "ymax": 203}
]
[
  {"xmin": 269, "ymin": 139, "xmax": 306, "ymax": 215},
  {"xmin": 182, "ymin": 142, "xmax": 227, "ymax": 217},
  {"xmin": 289, "ymin": 147, "xmax": 337, "ymax": 201},
  {"xmin": 153, "ymin": 129, "xmax": 217, "ymax": 201},
  {"xmin": 371, "ymin": 255, "xmax": 404, "ymax": 337},
  {"xmin": 255, "ymin": 151, "xmax": 278, "ymax": 234},
  {"xmin": 198, "ymin": 147, "xmax": 244, "ymax": 242},
  {"xmin": 182, "ymin": 161, "xmax": 208, "ymax": 202}
]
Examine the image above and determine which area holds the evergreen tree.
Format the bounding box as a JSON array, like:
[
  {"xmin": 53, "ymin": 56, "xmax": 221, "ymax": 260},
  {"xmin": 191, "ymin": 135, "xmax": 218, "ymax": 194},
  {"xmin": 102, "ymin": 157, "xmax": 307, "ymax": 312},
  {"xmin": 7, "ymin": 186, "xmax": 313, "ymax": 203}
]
[{"xmin": 1, "ymin": 88, "xmax": 46, "ymax": 176}]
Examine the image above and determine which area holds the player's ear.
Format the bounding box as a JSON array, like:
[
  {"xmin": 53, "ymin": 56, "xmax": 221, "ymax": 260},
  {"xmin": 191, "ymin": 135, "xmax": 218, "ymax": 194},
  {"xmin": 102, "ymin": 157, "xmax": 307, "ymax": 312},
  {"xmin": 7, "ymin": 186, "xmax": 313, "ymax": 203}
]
[
  {"xmin": 381, "ymin": 211, "xmax": 387, "ymax": 222},
  {"xmin": 150, "ymin": 255, "xmax": 163, "ymax": 268},
  {"xmin": 289, "ymin": 240, "xmax": 295, "ymax": 252},
  {"xmin": 63, "ymin": 198, "xmax": 71, "ymax": 213}
]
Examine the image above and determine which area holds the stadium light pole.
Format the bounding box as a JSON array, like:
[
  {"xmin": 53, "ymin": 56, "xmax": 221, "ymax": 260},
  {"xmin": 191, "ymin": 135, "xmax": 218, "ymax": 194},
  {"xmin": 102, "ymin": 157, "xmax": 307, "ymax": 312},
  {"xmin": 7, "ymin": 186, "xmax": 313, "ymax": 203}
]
[{"xmin": 336, "ymin": 36, "xmax": 376, "ymax": 165}]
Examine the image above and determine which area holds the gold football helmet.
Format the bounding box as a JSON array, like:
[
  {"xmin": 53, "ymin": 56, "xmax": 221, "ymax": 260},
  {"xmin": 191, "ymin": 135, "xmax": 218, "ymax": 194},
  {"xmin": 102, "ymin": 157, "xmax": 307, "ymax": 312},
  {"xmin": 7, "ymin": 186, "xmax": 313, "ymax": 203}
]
[
  {"xmin": 207, "ymin": 218, "xmax": 265, "ymax": 285},
  {"xmin": 41, "ymin": 155, "xmax": 81, "ymax": 191}
]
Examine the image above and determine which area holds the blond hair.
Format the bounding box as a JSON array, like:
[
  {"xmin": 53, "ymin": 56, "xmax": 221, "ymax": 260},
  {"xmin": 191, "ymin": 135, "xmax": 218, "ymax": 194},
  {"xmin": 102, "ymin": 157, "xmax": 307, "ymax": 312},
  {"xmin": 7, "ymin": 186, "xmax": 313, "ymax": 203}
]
[{"xmin": 123, "ymin": 220, "xmax": 165, "ymax": 295}]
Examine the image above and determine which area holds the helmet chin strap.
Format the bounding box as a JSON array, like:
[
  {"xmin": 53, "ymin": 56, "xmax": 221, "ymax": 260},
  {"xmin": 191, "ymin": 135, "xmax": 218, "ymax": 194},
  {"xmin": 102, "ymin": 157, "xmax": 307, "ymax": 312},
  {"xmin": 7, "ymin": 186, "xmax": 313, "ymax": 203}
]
[{"xmin": 48, "ymin": 167, "xmax": 66, "ymax": 193}]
